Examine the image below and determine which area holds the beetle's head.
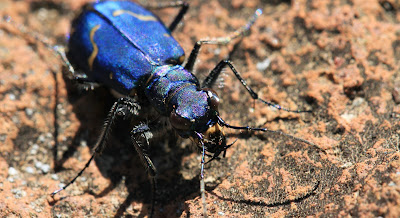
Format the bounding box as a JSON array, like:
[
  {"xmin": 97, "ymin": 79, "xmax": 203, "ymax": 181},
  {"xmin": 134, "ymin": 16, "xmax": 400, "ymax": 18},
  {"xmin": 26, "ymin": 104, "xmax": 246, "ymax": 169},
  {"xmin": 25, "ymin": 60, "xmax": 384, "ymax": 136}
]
[{"xmin": 169, "ymin": 88, "xmax": 228, "ymax": 156}]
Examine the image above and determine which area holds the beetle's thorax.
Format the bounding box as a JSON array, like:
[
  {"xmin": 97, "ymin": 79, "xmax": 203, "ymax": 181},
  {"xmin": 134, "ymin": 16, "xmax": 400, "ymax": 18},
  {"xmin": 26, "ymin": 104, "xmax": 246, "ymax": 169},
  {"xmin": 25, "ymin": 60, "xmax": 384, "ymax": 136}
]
[
  {"xmin": 144, "ymin": 65, "xmax": 218, "ymax": 136},
  {"xmin": 144, "ymin": 65, "xmax": 202, "ymax": 114}
]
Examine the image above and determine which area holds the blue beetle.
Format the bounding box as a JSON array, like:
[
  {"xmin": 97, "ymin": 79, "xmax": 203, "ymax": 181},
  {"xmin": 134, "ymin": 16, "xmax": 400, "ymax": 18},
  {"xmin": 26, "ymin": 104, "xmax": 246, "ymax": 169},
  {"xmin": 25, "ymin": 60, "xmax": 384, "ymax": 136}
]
[
  {"xmin": 66, "ymin": 1, "xmax": 226, "ymax": 142},
  {"xmin": 4, "ymin": 1, "xmax": 319, "ymax": 217}
]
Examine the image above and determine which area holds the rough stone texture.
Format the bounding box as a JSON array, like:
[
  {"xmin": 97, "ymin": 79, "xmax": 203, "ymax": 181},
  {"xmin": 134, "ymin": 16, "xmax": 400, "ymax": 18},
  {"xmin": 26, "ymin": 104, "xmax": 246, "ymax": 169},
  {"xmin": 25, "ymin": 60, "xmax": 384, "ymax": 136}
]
[{"xmin": 1, "ymin": 0, "xmax": 400, "ymax": 217}]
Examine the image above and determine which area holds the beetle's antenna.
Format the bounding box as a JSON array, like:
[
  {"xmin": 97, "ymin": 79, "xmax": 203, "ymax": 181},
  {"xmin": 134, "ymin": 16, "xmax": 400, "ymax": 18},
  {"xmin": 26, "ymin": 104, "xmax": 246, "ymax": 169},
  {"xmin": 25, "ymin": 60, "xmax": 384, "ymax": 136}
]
[
  {"xmin": 217, "ymin": 116, "xmax": 324, "ymax": 152},
  {"xmin": 195, "ymin": 132, "xmax": 208, "ymax": 218}
]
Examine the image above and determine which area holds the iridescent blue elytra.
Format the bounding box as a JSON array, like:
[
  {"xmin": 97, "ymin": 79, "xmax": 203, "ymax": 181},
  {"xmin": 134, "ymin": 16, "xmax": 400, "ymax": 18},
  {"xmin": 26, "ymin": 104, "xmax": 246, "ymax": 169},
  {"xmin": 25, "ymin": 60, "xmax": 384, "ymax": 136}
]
[{"xmin": 68, "ymin": 1, "xmax": 184, "ymax": 91}]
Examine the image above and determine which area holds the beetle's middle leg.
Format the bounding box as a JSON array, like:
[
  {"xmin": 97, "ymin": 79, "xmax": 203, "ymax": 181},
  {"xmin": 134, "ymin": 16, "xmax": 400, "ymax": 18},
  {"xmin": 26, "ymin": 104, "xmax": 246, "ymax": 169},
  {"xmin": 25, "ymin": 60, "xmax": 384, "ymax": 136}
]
[
  {"xmin": 184, "ymin": 9, "xmax": 262, "ymax": 72},
  {"xmin": 201, "ymin": 60, "xmax": 311, "ymax": 113}
]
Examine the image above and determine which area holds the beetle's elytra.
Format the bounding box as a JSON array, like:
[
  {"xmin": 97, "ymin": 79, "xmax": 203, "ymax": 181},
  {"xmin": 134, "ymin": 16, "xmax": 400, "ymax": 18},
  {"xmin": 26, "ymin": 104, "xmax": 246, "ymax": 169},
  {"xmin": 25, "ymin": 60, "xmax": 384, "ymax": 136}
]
[{"xmin": 67, "ymin": 1, "xmax": 186, "ymax": 95}]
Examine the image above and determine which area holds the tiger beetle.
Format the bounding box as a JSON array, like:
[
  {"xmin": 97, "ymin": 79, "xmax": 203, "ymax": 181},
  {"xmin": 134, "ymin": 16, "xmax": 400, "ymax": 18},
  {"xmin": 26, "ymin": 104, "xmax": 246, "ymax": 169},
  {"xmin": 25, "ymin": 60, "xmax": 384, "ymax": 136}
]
[{"xmin": 4, "ymin": 1, "xmax": 321, "ymax": 217}]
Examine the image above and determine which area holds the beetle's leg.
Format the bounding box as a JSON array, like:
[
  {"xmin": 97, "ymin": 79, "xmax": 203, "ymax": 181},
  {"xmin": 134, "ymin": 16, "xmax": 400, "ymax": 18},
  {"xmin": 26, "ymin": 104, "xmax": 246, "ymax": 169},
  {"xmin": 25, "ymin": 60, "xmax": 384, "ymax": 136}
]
[
  {"xmin": 2, "ymin": 16, "xmax": 85, "ymax": 82},
  {"xmin": 143, "ymin": 1, "xmax": 189, "ymax": 32},
  {"xmin": 194, "ymin": 132, "xmax": 208, "ymax": 217},
  {"xmin": 51, "ymin": 45, "xmax": 77, "ymax": 79},
  {"xmin": 66, "ymin": 72, "xmax": 101, "ymax": 91},
  {"xmin": 51, "ymin": 45, "xmax": 102, "ymax": 90},
  {"xmin": 53, "ymin": 47, "xmax": 101, "ymax": 90},
  {"xmin": 200, "ymin": 141, "xmax": 208, "ymax": 218},
  {"xmin": 167, "ymin": 1, "xmax": 189, "ymax": 32},
  {"xmin": 184, "ymin": 9, "xmax": 262, "ymax": 72},
  {"xmin": 202, "ymin": 60, "xmax": 311, "ymax": 113},
  {"xmin": 130, "ymin": 123, "xmax": 157, "ymax": 218},
  {"xmin": 50, "ymin": 97, "xmax": 140, "ymax": 196}
]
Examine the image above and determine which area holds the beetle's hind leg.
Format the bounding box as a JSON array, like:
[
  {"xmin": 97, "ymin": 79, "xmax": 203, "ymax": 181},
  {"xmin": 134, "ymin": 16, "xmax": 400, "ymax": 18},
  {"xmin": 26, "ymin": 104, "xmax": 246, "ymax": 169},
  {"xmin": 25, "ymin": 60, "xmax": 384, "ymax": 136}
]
[
  {"xmin": 2, "ymin": 16, "xmax": 99, "ymax": 89},
  {"xmin": 142, "ymin": 1, "xmax": 189, "ymax": 32}
]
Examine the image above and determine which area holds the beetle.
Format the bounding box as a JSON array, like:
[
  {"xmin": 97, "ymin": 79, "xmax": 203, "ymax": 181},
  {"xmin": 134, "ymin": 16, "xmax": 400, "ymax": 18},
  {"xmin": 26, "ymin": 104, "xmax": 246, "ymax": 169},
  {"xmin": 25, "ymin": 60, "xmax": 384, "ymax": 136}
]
[{"xmin": 4, "ymin": 1, "xmax": 320, "ymax": 217}]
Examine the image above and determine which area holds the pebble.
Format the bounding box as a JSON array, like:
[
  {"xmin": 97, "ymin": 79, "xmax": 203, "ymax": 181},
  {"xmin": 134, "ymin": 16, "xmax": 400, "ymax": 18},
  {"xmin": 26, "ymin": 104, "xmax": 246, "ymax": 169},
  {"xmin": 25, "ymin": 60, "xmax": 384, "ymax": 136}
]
[
  {"xmin": 11, "ymin": 188, "xmax": 26, "ymax": 198},
  {"xmin": 35, "ymin": 161, "xmax": 50, "ymax": 174},
  {"xmin": 8, "ymin": 167, "xmax": 19, "ymax": 176},
  {"xmin": 25, "ymin": 166, "xmax": 35, "ymax": 174},
  {"xmin": 256, "ymin": 58, "xmax": 271, "ymax": 71}
]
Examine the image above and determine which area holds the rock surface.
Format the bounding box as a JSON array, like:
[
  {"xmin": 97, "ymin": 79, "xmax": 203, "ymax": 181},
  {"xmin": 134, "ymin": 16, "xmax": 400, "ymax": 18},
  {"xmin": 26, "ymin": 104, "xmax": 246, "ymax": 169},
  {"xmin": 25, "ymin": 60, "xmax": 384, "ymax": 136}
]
[{"xmin": 0, "ymin": 0, "xmax": 399, "ymax": 217}]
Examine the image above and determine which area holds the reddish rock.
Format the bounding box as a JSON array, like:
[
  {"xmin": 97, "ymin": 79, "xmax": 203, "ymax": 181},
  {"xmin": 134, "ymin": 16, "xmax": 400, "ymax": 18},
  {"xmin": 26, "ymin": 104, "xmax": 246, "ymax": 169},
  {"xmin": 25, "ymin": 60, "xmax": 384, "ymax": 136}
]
[{"xmin": 0, "ymin": 0, "xmax": 399, "ymax": 217}]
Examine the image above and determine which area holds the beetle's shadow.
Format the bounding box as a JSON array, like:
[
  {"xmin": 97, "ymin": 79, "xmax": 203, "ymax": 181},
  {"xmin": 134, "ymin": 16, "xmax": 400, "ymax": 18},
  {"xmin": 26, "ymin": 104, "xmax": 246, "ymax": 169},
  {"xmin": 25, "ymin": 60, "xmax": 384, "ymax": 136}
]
[{"xmin": 53, "ymin": 74, "xmax": 203, "ymax": 217}]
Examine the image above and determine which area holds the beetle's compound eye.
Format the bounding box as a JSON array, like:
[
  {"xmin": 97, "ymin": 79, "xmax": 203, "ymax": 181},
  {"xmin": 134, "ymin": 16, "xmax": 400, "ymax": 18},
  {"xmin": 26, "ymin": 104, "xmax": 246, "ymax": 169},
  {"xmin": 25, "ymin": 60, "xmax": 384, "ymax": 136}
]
[
  {"xmin": 170, "ymin": 111, "xmax": 192, "ymax": 130},
  {"xmin": 203, "ymin": 88, "xmax": 220, "ymax": 111}
]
